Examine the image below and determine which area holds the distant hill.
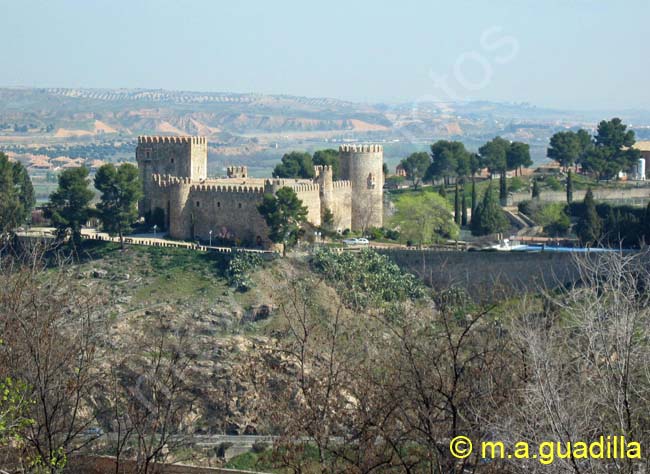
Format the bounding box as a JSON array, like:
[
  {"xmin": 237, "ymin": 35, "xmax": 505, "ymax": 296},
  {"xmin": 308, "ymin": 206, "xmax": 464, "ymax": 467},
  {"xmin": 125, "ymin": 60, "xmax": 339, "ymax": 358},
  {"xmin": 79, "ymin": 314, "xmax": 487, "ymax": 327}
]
[
  {"xmin": 4, "ymin": 86, "xmax": 641, "ymax": 142},
  {"xmin": 2, "ymin": 87, "xmax": 650, "ymax": 174}
]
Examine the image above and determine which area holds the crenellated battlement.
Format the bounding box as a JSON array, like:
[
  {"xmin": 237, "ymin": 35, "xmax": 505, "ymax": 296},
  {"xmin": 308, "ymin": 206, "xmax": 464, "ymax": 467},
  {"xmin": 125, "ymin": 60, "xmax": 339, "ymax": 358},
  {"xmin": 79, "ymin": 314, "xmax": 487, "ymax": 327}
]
[
  {"xmin": 226, "ymin": 165, "xmax": 248, "ymax": 178},
  {"xmin": 291, "ymin": 183, "xmax": 321, "ymax": 193},
  {"xmin": 151, "ymin": 173, "xmax": 192, "ymax": 187},
  {"xmin": 332, "ymin": 180, "xmax": 352, "ymax": 189},
  {"xmin": 190, "ymin": 183, "xmax": 264, "ymax": 194},
  {"xmin": 138, "ymin": 135, "xmax": 207, "ymax": 145},
  {"xmin": 339, "ymin": 144, "xmax": 383, "ymax": 153}
]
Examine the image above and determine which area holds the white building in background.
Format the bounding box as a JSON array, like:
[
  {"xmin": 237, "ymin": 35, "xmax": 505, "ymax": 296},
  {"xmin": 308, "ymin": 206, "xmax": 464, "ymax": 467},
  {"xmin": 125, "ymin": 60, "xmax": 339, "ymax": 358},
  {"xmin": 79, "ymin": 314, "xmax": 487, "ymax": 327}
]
[
  {"xmin": 633, "ymin": 141, "xmax": 650, "ymax": 180},
  {"xmin": 637, "ymin": 158, "xmax": 646, "ymax": 181}
]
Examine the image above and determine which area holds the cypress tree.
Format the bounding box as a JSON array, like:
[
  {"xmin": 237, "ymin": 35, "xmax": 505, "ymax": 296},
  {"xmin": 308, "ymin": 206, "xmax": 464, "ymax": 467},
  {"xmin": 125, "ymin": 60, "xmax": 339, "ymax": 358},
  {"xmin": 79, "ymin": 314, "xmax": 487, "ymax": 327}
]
[
  {"xmin": 644, "ymin": 201, "xmax": 650, "ymax": 244},
  {"xmin": 438, "ymin": 185, "xmax": 447, "ymax": 198},
  {"xmin": 499, "ymin": 173, "xmax": 507, "ymax": 204},
  {"xmin": 604, "ymin": 208, "xmax": 618, "ymax": 246},
  {"xmin": 532, "ymin": 179, "xmax": 540, "ymax": 199},
  {"xmin": 576, "ymin": 188, "xmax": 602, "ymax": 246},
  {"xmin": 566, "ymin": 170, "xmax": 574, "ymax": 203},
  {"xmin": 471, "ymin": 178, "xmax": 477, "ymax": 215},
  {"xmin": 461, "ymin": 191, "xmax": 468, "ymax": 226},
  {"xmin": 471, "ymin": 183, "xmax": 509, "ymax": 236},
  {"xmin": 454, "ymin": 182, "xmax": 461, "ymax": 225}
]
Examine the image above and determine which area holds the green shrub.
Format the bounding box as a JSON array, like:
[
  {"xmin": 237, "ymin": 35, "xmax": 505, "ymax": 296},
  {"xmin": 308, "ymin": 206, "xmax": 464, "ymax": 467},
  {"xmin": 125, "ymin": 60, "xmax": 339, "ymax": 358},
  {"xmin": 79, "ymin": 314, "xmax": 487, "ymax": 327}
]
[
  {"xmin": 366, "ymin": 227, "xmax": 400, "ymax": 241},
  {"xmin": 509, "ymin": 177, "xmax": 526, "ymax": 192},
  {"xmin": 518, "ymin": 200, "xmax": 571, "ymax": 237},
  {"xmin": 226, "ymin": 252, "xmax": 263, "ymax": 292},
  {"xmin": 545, "ymin": 176, "xmax": 563, "ymax": 191},
  {"xmin": 310, "ymin": 248, "xmax": 425, "ymax": 308}
]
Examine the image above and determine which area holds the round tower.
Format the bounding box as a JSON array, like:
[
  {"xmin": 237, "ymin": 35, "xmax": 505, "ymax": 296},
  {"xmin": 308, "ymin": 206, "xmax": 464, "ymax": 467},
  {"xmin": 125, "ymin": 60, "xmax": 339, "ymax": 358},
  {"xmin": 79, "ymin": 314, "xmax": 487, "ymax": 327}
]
[
  {"xmin": 339, "ymin": 144, "xmax": 384, "ymax": 231},
  {"xmin": 314, "ymin": 165, "xmax": 334, "ymax": 215},
  {"xmin": 168, "ymin": 178, "xmax": 193, "ymax": 240}
]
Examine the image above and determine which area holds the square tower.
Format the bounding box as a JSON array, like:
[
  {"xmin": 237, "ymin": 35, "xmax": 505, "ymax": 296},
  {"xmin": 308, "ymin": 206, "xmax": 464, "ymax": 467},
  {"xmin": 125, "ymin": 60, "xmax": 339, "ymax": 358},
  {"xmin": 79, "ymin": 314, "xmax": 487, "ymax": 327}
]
[{"xmin": 136, "ymin": 136, "xmax": 207, "ymax": 216}]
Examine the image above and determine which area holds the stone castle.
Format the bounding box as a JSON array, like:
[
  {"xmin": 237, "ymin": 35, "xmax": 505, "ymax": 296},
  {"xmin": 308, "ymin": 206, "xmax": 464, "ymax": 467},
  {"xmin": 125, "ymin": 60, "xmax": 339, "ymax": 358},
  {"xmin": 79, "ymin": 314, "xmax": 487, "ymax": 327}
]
[{"xmin": 136, "ymin": 136, "xmax": 383, "ymax": 247}]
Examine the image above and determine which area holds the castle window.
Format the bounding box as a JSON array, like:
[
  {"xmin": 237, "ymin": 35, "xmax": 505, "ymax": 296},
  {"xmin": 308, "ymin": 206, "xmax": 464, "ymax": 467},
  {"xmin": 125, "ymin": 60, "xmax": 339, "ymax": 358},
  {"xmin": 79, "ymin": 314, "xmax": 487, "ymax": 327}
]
[
  {"xmin": 367, "ymin": 173, "xmax": 376, "ymax": 189},
  {"xmin": 171, "ymin": 158, "xmax": 175, "ymax": 164},
  {"xmin": 238, "ymin": 203, "xmax": 242, "ymax": 208},
  {"xmin": 196, "ymin": 201, "xmax": 200, "ymax": 207},
  {"xmin": 217, "ymin": 202, "xmax": 221, "ymax": 208}
]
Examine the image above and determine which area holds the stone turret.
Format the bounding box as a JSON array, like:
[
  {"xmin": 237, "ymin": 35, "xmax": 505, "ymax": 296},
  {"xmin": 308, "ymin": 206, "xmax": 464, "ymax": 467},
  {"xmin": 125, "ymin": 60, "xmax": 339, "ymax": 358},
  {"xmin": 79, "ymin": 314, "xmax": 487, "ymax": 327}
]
[
  {"xmin": 227, "ymin": 165, "xmax": 248, "ymax": 179},
  {"xmin": 339, "ymin": 144, "xmax": 384, "ymax": 230},
  {"xmin": 314, "ymin": 165, "xmax": 334, "ymax": 217}
]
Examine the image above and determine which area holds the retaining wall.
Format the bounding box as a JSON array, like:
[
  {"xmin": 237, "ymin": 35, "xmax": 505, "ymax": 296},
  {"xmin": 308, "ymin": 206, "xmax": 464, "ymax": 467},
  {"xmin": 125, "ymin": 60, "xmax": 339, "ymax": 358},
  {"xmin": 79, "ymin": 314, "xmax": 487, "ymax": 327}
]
[{"xmin": 376, "ymin": 248, "xmax": 597, "ymax": 297}]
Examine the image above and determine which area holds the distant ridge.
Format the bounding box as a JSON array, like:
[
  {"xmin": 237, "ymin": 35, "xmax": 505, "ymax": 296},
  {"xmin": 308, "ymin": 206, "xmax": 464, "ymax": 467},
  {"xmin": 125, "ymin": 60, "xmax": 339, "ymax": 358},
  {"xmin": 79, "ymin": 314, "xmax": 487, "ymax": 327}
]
[{"xmin": 42, "ymin": 87, "xmax": 357, "ymax": 108}]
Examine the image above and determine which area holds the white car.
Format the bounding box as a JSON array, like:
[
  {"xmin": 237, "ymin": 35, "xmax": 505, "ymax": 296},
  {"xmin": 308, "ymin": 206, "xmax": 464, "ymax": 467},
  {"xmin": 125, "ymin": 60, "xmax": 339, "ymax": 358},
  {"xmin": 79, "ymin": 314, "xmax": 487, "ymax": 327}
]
[{"xmin": 343, "ymin": 238, "xmax": 369, "ymax": 246}]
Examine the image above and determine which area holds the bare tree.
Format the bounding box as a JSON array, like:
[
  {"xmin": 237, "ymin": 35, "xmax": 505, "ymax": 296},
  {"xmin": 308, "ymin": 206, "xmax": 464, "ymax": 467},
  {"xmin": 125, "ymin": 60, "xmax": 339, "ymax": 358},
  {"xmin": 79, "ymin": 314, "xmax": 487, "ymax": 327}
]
[
  {"xmin": 502, "ymin": 250, "xmax": 650, "ymax": 474},
  {"xmin": 107, "ymin": 312, "xmax": 198, "ymax": 474},
  {"xmin": 0, "ymin": 245, "xmax": 104, "ymax": 472},
  {"xmin": 257, "ymin": 274, "xmax": 513, "ymax": 474}
]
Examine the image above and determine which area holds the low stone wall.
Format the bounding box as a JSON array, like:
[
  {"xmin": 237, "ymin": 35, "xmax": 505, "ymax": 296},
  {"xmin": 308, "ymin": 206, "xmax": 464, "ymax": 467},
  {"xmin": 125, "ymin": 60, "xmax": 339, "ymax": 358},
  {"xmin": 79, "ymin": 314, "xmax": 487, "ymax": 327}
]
[
  {"xmin": 68, "ymin": 456, "xmax": 268, "ymax": 474},
  {"xmin": 509, "ymin": 187, "xmax": 650, "ymax": 206},
  {"xmin": 376, "ymin": 249, "xmax": 591, "ymax": 297}
]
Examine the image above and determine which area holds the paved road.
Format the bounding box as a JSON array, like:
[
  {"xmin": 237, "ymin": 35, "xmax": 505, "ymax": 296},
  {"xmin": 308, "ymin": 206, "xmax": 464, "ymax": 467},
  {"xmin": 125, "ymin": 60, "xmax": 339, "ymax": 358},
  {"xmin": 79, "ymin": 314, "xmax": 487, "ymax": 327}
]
[{"xmin": 18, "ymin": 227, "xmax": 276, "ymax": 255}]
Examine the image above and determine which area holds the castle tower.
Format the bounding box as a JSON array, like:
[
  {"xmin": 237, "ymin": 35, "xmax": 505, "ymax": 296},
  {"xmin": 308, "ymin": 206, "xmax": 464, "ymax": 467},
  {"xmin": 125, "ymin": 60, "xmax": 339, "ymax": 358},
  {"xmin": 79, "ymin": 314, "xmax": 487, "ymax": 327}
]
[
  {"xmin": 314, "ymin": 165, "xmax": 334, "ymax": 217},
  {"xmin": 339, "ymin": 144, "xmax": 383, "ymax": 231},
  {"xmin": 168, "ymin": 178, "xmax": 193, "ymax": 240},
  {"xmin": 226, "ymin": 166, "xmax": 248, "ymax": 179},
  {"xmin": 136, "ymin": 136, "xmax": 207, "ymax": 216}
]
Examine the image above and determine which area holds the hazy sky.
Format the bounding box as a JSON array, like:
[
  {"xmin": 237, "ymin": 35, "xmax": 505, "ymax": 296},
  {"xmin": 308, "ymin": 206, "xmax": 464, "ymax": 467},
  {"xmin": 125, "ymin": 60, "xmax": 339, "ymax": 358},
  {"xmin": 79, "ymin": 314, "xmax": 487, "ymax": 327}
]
[{"xmin": 1, "ymin": 0, "xmax": 648, "ymax": 110}]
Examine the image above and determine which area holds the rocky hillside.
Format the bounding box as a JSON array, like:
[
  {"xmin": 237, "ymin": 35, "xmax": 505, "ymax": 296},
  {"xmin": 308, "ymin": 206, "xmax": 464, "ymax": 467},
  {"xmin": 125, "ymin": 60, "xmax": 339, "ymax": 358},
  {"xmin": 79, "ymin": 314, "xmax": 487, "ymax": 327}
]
[{"xmin": 65, "ymin": 242, "xmax": 341, "ymax": 437}]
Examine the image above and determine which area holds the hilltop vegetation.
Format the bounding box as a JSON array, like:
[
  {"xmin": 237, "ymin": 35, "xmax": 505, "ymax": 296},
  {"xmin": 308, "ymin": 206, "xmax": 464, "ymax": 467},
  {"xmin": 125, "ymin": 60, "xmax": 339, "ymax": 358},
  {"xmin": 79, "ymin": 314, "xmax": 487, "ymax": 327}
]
[{"xmin": 3, "ymin": 240, "xmax": 650, "ymax": 473}]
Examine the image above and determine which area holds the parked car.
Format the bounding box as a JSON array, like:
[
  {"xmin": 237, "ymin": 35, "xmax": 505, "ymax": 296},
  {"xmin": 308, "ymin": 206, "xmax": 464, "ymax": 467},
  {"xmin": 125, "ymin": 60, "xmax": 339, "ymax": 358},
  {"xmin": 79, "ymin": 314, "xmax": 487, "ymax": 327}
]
[
  {"xmin": 343, "ymin": 238, "xmax": 359, "ymax": 246},
  {"xmin": 356, "ymin": 238, "xmax": 369, "ymax": 245}
]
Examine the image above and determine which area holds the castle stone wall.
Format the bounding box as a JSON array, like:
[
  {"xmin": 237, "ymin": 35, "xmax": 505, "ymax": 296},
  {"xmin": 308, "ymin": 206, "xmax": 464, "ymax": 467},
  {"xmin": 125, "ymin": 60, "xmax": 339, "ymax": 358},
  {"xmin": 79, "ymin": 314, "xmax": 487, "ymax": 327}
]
[
  {"xmin": 329, "ymin": 181, "xmax": 352, "ymax": 231},
  {"xmin": 138, "ymin": 137, "xmax": 384, "ymax": 246},
  {"xmin": 188, "ymin": 185, "xmax": 269, "ymax": 246},
  {"xmin": 293, "ymin": 183, "xmax": 322, "ymax": 227}
]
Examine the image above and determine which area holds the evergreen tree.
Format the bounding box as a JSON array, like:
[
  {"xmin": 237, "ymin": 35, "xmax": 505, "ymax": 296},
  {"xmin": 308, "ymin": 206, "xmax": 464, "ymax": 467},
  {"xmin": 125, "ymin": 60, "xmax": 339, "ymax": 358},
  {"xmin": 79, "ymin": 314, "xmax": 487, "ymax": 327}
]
[
  {"xmin": 507, "ymin": 141, "xmax": 533, "ymax": 176},
  {"xmin": 48, "ymin": 167, "xmax": 94, "ymax": 247},
  {"xmin": 257, "ymin": 187, "xmax": 308, "ymax": 256},
  {"xmin": 321, "ymin": 207, "xmax": 335, "ymax": 233},
  {"xmin": 499, "ymin": 174, "xmax": 507, "ymax": 203},
  {"xmin": 644, "ymin": 201, "xmax": 650, "ymax": 244},
  {"xmin": 400, "ymin": 152, "xmax": 431, "ymax": 189},
  {"xmin": 461, "ymin": 192, "xmax": 468, "ymax": 226},
  {"xmin": 532, "ymin": 179, "xmax": 540, "ymax": 199},
  {"xmin": 603, "ymin": 208, "xmax": 619, "ymax": 245},
  {"xmin": 94, "ymin": 163, "xmax": 142, "ymax": 249},
  {"xmin": 547, "ymin": 131, "xmax": 582, "ymax": 170},
  {"xmin": 426, "ymin": 140, "xmax": 472, "ymax": 185},
  {"xmin": 575, "ymin": 188, "xmax": 602, "ymax": 246},
  {"xmin": 580, "ymin": 118, "xmax": 640, "ymax": 180},
  {"xmin": 471, "ymin": 179, "xmax": 477, "ymax": 215},
  {"xmin": 312, "ymin": 149, "xmax": 340, "ymax": 179},
  {"xmin": 470, "ymin": 183, "xmax": 509, "ymax": 236},
  {"xmin": 438, "ymin": 185, "xmax": 447, "ymax": 198},
  {"xmin": 272, "ymin": 151, "xmax": 314, "ymax": 179},
  {"xmin": 0, "ymin": 152, "xmax": 35, "ymax": 238},
  {"xmin": 454, "ymin": 182, "xmax": 461, "ymax": 225},
  {"xmin": 566, "ymin": 170, "xmax": 574, "ymax": 203}
]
